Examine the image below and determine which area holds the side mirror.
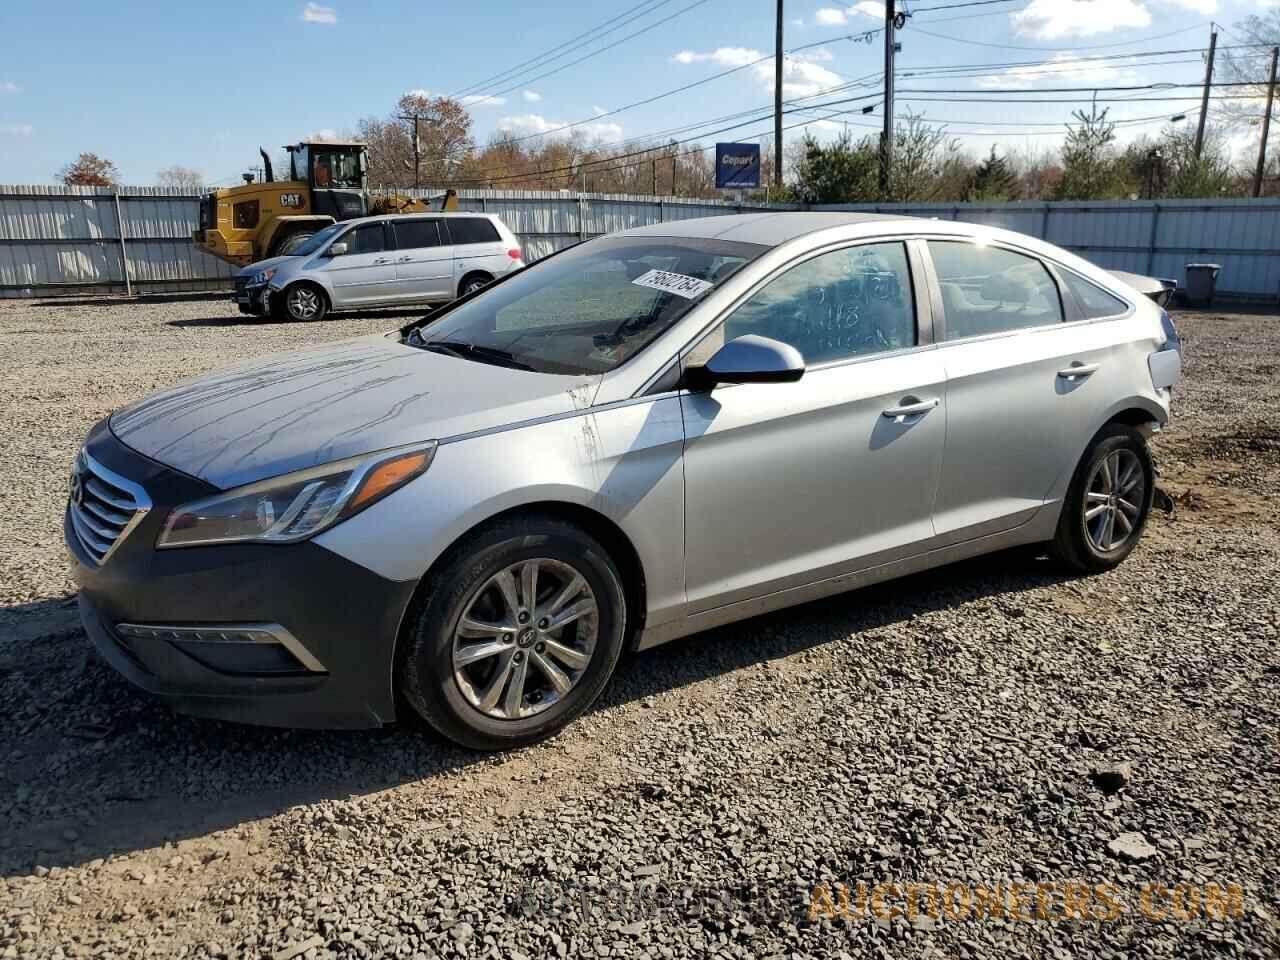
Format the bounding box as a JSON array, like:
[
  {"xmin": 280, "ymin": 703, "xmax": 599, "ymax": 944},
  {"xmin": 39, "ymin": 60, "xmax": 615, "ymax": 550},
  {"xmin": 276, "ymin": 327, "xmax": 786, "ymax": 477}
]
[
  {"xmin": 689, "ymin": 335, "xmax": 805, "ymax": 388},
  {"xmin": 327, "ymin": 242, "xmax": 348, "ymax": 257}
]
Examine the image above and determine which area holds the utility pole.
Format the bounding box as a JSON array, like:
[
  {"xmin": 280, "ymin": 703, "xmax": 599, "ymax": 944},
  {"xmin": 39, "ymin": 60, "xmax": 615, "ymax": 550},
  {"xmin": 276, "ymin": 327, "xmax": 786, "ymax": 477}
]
[
  {"xmin": 398, "ymin": 112, "xmax": 441, "ymax": 190},
  {"xmin": 671, "ymin": 155, "xmax": 677, "ymax": 196},
  {"xmin": 1254, "ymin": 46, "xmax": 1279, "ymax": 198},
  {"xmin": 652, "ymin": 158, "xmax": 658, "ymax": 196},
  {"xmin": 1194, "ymin": 29, "xmax": 1217, "ymax": 159},
  {"xmin": 774, "ymin": 0, "xmax": 784, "ymax": 192},
  {"xmin": 881, "ymin": 0, "xmax": 897, "ymax": 195}
]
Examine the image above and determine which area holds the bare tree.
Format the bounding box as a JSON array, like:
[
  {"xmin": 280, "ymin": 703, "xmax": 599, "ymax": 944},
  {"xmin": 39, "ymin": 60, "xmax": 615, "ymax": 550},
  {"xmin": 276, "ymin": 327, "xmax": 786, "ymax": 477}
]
[
  {"xmin": 58, "ymin": 153, "xmax": 120, "ymax": 187},
  {"xmin": 156, "ymin": 165, "xmax": 204, "ymax": 191},
  {"xmin": 1217, "ymin": 10, "xmax": 1279, "ymax": 134}
]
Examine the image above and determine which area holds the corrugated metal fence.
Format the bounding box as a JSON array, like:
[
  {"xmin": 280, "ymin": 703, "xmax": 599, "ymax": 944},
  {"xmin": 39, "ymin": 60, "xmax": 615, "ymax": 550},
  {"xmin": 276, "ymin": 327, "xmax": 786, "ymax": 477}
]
[
  {"xmin": 820, "ymin": 198, "xmax": 1280, "ymax": 300},
  {"xmin": 3, "ymin": 186, "xmax": 1278, "ymax": 299}
]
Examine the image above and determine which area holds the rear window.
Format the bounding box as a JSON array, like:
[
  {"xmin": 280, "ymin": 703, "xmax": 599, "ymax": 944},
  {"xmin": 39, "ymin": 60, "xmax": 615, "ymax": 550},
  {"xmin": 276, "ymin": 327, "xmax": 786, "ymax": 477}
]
[
  {"xmin": 394, "ymin": 219, "xmax": 442, "ymax": 250},
  {"xmin": 446, "ymin": 217, "xmax": 502, "ymax": 245},
  {"xmin": 1061, "ymin": 271, "xmax": 1130, "ymax": 319}
]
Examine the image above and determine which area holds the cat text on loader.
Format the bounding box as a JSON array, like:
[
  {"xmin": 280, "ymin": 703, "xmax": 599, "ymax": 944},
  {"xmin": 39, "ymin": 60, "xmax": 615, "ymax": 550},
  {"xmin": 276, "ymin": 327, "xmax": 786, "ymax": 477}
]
[{"xmin": 193, "ymin": 141, "xmax": 458, "ymax": 267}]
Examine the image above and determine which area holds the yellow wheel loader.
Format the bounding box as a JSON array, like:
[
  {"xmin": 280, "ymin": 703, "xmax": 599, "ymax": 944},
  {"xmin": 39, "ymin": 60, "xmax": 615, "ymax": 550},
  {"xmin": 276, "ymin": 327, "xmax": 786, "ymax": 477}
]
[{"xmin": 193, "ymin": 141, "xmax": 458, "ymax": 267}]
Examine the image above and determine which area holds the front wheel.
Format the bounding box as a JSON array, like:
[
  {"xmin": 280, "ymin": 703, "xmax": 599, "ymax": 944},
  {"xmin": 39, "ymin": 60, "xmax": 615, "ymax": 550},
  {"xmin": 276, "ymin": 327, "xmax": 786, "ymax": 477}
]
[
  {"xmin": 399, "ymin": 515, "xmax": 626, "ymax": 751},
  {"xmin": 1049, "ymin": 424, "xmax": 1155, "ymax": 573},
  {"xmin": 279, "ymin": 283, "xmax": 328, "ymax": 322}
]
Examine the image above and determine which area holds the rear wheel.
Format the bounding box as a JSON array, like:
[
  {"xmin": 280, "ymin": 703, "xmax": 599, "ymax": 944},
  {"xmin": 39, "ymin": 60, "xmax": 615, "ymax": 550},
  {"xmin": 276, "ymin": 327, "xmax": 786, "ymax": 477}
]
[
  {"xmin": 279, "ymin": 282, "xmax": 328, "ymax": 322},
  {"xmin": 1049, "ymin": 424, "xmax": 1154, "ymax": 573},
  {"xmin": 398, "ymin": 515, "xmax": 626, "ymax": 751},
  {"xmin": 458, "ymin": 273, "xmax": 492, "ymax": 298}
]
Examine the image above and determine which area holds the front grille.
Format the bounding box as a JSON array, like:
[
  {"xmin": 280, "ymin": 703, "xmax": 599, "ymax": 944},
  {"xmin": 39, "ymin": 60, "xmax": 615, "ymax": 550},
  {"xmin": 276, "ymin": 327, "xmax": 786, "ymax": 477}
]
[
  {"xmin": 233, "ymin": 276, "xmax": 250, "ymax": 295},
  {"xmin": 67, "ymin": 449, "xmax": 151, "ymax": 566}
]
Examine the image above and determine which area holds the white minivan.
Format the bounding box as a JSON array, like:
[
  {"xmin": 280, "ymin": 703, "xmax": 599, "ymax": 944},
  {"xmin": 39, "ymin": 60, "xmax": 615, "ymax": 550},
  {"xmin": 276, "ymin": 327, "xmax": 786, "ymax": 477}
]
[{"xmin": 233, "ymin": 213, "xmax": 526, "ymax": 321}]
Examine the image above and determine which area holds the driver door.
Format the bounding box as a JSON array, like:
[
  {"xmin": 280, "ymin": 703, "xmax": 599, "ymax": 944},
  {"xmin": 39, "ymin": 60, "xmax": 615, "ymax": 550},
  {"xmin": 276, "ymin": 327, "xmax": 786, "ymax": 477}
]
[
  {"xmin": 319, "ymin": 222, "xmax": 396, "ymax": 306},
  {"xmin": 679, "ymin": 240, "xmax": 947, "ymax": 614}
]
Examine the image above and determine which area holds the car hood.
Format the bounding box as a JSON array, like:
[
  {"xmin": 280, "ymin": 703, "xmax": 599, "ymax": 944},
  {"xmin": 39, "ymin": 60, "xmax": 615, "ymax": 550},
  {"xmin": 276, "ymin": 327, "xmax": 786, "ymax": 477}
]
[
  {"xmin": 234, "ymin": 254, "xmax": 300, "ymax": 278},
  {"xmin": 110, "ymin": 336, "xmax": 601, "ymax": 489}
]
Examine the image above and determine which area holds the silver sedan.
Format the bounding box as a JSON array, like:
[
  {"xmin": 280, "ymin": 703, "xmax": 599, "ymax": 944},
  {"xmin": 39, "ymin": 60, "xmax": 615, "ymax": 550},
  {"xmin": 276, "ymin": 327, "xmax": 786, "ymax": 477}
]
[{"xmin": 66, "ymin": 212, "xmax": 1181, "ymax": 749}]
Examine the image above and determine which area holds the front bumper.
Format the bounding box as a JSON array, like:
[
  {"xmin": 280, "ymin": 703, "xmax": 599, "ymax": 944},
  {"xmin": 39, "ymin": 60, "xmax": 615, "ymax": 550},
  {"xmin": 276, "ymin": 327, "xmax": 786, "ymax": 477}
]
[
  {"xmin": 232, "ymin": 278, "xmax": 271, "ymax": 315},
  {"xmin": 65, "ymin": 420, "xmax": 418, "ymax": 729}
]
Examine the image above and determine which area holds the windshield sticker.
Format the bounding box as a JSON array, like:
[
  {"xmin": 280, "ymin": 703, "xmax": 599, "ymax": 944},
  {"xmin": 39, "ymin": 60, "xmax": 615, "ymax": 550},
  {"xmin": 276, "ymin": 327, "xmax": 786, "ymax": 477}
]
[{"xmin": 631, "ymin": 268, "xmax": 714, "ymax": 300}]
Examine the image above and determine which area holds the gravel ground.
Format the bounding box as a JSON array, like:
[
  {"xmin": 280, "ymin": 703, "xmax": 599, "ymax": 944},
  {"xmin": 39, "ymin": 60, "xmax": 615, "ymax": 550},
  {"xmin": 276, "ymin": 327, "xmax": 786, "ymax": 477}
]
[{"xmin": 0, "ymin": 296, "xmax": 1277, "ymax": 960}]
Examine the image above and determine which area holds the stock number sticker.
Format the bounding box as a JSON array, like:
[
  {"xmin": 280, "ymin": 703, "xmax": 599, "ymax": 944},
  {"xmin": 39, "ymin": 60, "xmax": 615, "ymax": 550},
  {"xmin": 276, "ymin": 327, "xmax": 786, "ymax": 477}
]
[{"xmin": 630, "ymin": 268, "xmax": 713, "ymax": 300}]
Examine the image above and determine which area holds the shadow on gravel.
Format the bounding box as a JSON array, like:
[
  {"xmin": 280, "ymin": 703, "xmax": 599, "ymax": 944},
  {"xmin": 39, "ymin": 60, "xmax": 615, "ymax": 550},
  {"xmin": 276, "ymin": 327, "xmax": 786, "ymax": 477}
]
[
  {"xmin": 0, "ymin": 547, "xmax": 1071, "ymax": 877},
  {"xmin": 168, "ymin": 307, "xmax": 432, "ymax": 328},
  {"xmin": 32, "ymin": 293, "xmax": 228, "ymax": 308}
]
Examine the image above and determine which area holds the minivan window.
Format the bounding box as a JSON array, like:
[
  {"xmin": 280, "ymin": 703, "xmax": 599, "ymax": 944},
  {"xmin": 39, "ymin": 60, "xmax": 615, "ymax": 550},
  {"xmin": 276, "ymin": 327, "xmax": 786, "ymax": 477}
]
[
  {"xmin": 929, "ymin": 241, "xmax": 1064, "ymax": 339},
  {"xmin": 718, "ymin": 241, "xmax": 916, "ymax": 365},
  {"xmin": 291, "ymin": 223, "xmax": 344, "ymax": 257},
  {"xmin": 345, "ymin": 223, "xmax": 386, "ymax": 256},
  {"xmin": 446, "ymin": 218, "xmax": 502, "ymax": 245},
  {"xmin": 1061, "ymin": 271, "xmax": 1130, "ymax": 319},
  {"xmin": 394, "ymin": 219, "xmax": 442, "ymax": 250},
  {"xmin": 407, "ymin": 236, "xmax": 764, "ymax": 375}
]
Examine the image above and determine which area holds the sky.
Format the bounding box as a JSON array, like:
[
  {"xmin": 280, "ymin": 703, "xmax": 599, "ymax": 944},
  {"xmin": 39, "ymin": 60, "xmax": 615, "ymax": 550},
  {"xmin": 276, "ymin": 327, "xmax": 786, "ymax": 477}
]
[{"xmin": 0, "ymin": 0, "xmax": 1274, "ymax": 186}]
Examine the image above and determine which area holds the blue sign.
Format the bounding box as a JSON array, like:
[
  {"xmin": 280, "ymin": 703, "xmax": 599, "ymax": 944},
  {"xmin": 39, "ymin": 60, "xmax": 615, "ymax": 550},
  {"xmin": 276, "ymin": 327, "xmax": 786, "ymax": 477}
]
[{"xmin": 715, "ymin": 142, "xmax": 761, "ymax": 189}]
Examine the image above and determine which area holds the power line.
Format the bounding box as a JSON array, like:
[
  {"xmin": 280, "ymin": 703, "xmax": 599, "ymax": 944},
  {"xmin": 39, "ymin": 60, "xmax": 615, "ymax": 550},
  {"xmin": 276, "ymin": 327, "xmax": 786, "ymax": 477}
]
[
  {"xmin": 472, "ymin": 0, "xmax": 716, "ymax": 104},
  {"xmin": 908, "ymin": 22, "xmax": 1211, "ymax": 52},
  {"xmin": 907, "ymin": 0, "xmax": 1022, "ymax": 12},
  {"xmin": 450, "ymin": 0, "xmax": 677, "ymax": 98}
]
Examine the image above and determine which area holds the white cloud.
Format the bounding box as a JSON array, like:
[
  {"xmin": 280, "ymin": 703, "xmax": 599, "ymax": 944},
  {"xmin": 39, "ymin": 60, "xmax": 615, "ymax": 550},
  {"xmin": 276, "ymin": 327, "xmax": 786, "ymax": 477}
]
[
  {"xmin": 310, "ymin": 128, "xmax": 339, "ymax": 141},
  {"xmin": 522, "ymin": 90, "xmax": 542, "ymax": 103},
  {"xmin": 592, "ymin": 105, "xmax": 609, "ymax": 116},
  {"xmin": 815, "ymin": 8, "xmax": 848, "ymax": 25},
  {"xmin": 405, "ymin": 88, "xmax": 431, "ymax": 99},
  {"xmin": 496, "ymin": 113, "xmax": 623, "ymax": 142},
  {"xmin": 301, "ymin": 2, "xmax": 337, "ymax": 24},
  {"xmin": 1013, "ymin": 0, "xmax": 1150, "ymax": 39},
  {"xmin": 1, "ymin": 81, "xmax": 19, "ymax": 94},
  {"xmin": 0, "ymin": 123, "xmax": 33, "ymax": 136},
  {"xmin": 1161, "ymin": 0, "xmax": 1216, "ymax": 12},
  {"xmin": 460, "ymin": 93, "xmax": 506, "ymax": 107},
  {"xmin": 815, "ymin": 3, "xmax": 883, "ymax": 26},
  {"xmin": 672, "ymin": 47, "xmax": 842, "ymax": 98},
  {"xmin": 975, "ymin": 52, "xmax": 1140, "ymax": 89}
]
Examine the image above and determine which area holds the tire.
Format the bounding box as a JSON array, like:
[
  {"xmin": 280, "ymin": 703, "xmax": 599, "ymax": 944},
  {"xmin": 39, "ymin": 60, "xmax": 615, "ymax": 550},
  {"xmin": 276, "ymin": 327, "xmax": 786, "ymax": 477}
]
[
  {"xmin": 399, "ymin": 514, "xmax": 627, "ymax": 751},
  {"xmin": 1048, "ymin": 423, "xmax": 1155, "ymax": 574},
  {"xmin": 458, "ymin": 273, "xmax": 492, "ymax": 298},
  {"xmin": 271, "ymin": 230, "xmax": 315, "ymax": 258},
  {"xmin": 280, "ymin": 282, "xmax": 328, "ymax": 322}
]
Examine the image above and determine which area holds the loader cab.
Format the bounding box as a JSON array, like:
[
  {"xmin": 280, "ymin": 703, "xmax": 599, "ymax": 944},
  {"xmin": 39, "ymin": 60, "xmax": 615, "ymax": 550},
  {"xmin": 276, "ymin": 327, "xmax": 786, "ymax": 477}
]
[{"xmin": 287, "ymin": 141, "xmax": 369, "ymax": 222}]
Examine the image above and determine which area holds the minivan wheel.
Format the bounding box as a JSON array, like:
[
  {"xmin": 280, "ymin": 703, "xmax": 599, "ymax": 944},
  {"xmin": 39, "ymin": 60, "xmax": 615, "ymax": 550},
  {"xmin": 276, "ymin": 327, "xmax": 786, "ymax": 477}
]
[
  {"xmin": 1049, "ymin": 424, "xmax": 1154, "ymax": 574},
  {"xmin": 459, "ymin": 273, "xmax": 491, "ymax": 297},
  {"xmin": 399, "ymin": 515, "xmax": 626, "ymax": 751},
  {"xmin": 281, "ymin": 283, "xmax": 328, "ymax": 322}
]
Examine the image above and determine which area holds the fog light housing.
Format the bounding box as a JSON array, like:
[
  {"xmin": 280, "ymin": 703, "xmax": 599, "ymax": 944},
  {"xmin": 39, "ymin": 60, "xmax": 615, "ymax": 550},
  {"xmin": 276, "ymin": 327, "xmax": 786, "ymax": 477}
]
[{"xmin": 114, "ymin": 622, "xmax": 326, "ymax": 676}]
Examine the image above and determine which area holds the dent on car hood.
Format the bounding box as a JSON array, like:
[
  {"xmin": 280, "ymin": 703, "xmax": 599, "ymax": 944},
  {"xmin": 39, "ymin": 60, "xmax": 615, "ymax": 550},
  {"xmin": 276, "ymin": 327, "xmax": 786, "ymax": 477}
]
[{"xmin": 110, "ymin": 336, "xmax": 601, "ymax": 489}]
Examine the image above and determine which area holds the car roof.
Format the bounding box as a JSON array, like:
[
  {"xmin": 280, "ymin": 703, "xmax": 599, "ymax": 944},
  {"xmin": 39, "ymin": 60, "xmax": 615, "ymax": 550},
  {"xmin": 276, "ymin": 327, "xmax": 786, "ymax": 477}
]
[
  {"xmin": 341, "ymin": 211, "xmax": 499, "ymax": 226},
  {"xmin": 619, "ymin": 211, "xmax": 922, "ymax": 246}
]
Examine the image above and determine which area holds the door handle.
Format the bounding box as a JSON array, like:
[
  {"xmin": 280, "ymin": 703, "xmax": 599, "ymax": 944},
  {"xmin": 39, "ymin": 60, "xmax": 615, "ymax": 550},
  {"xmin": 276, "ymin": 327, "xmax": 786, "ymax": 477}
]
[
  {"xmin": 372, "ymin": 257, "xmax": 393, "ymax": 265},
  {"xmin": 1057, "ymin": 362, "xmax": 1100, "ymax": 380},
  {"xmin": 882, "ymin": 397, "xmax": 940, "ymax": 420},
  {"xmin": 397, "ymin": 256, "xmax": 412, "ymax": 263}
]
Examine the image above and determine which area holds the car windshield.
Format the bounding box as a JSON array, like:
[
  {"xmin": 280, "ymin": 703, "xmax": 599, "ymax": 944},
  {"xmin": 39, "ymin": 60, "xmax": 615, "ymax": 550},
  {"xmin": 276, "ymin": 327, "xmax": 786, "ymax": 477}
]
[
  {"xmin": 291, "ymin": 223, "xmax": 346, "ymax": 257},
  {"xmin": 405, "ymin": 236, "xmax": 765, "ymax": 375}
]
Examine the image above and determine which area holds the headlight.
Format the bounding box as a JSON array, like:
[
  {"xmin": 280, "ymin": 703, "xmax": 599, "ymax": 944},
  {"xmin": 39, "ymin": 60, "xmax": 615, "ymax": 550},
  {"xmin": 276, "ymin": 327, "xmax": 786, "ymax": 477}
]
[
  {"xmin": 157, "ymin": 442, "xmax": 435, "ymax": 549},
  {"xmin": 251, "ymin": 268, "xmax": 276, "ymax": 286}
]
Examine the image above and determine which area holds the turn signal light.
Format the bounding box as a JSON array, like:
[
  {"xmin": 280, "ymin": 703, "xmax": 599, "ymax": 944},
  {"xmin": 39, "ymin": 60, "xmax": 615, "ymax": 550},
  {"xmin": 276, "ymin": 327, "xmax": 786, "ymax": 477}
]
[
  {"xmin": 349, "ymin": 449, "xmax": 432, "ymax": 511},
  {"xmin": 507, "ymin": 248, "xmax": 523, "ymax": 260}
]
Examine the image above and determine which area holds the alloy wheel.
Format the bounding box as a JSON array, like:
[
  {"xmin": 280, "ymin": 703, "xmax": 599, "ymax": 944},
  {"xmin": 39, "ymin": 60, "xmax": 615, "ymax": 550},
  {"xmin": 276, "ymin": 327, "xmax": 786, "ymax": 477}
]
[
  {"xmin": 287, "ymin": 287, "xmax": 320, "ymax": 320},
  {"xmin": 451, "ymin": 558, "xmax": 599, "ymax": 720},
  {"xmin": 1083, "ymin": 449, "xmax": 1145, "ymax": 552}
]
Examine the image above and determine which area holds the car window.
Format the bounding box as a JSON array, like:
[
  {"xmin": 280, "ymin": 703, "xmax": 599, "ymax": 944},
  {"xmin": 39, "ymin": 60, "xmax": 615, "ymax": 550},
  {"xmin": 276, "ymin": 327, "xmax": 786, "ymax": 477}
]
[
  {"xmin": 446, "ymin": 218, "xmax": 502, "ymax": 245},
  {"xmin": 1061, "ymin": 271, "xmax": 1130, "ymax": 319},
  {"xmin": 344, "ymin": 223, "xmax": 386, "ymax": 256},
  {"xmin": 393, "ymin": 219, "xmax": 442, "ymax": 250},
  {"xmin": 716, "ymin": 242, "xmax": 916, "ymax": 365},
  {"xmin": 929, "ymin": 241, "xmax": 1063, "ymax": 339},
  {"xmin": 409, "ymin": 236, "xmax": 764, "ymax": 375}
]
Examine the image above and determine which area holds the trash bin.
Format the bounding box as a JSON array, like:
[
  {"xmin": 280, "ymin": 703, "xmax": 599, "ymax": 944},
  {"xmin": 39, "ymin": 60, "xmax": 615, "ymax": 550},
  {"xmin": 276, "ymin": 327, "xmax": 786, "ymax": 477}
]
[{"xmin": 1184, "ymin": 263, "xmax": 1221, "ymax": 306}]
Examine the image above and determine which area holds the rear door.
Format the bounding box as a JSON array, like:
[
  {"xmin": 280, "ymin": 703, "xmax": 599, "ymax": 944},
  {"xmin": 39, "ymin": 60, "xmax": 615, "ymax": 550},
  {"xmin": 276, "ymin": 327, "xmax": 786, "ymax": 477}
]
[
  {"xmin": 447, "ymin": 217, "xmax": 508, "ymax": 290},
  {"xmin": 319, "ymin": 222, "xmax": 395, "ymax": 306},
  {"xmin": 390, "ymin": 218, "xmax": 454, "ymax": 303},
  {"xmin": 925, "ymin": 238, "xmax": 1118, "ymax": 543}
]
